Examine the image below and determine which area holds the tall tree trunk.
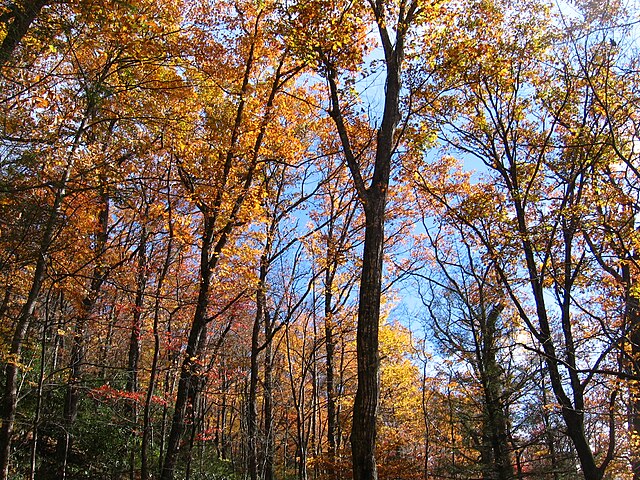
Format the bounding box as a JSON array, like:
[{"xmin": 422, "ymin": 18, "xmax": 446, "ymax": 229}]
[
  {"xmin": 56, "ymin": 187, "xmax": 109, "ymax": 478},
  {"xmin": 29, "ymin": 291, "xmax": 56, "ymax": 480},
  {"xmin": 126, "ymin": 225, "xmax": 148, "ymax": 479},
  {"xmin": 350, "ymin": 199, "xmax": 385, "ymax": 480},
  {"xmin": 141, "ymin": 179, "xmax": 174, "ymax": 480},
  {"xmin": 263, "ymin": 313, "xmax": 274, "ymax": 480},
  {"xmin": 0, "ymin": 158, "xmax": 73, "ymax": 480},
  {"xmin": 322, "ymin": 4, "xmax": 418, "ymax": 478},
  {"xmin": 160, "ymin": 216, "xmax": 213, "ymax": 480},
  {"xmin": 325, "ymin": 309, "xmax": 337, "ymax": 472},
  {"xmin": 127, "ymin": 226, "xmax": 148, "ymax": 399},
  {"xmin": 623, "ymin": 258, "xmax": 640, "ymax": 480},
  {"xmin": 160, "ymin": 13, "xmax": 275, "ymax": 474},
  {"xmin": 247, "ymin": 277, "xmax": 274, "ymax": 480},
  {"xmin": 247, "ymin": 291, "xmax": 262, "ymax": 480},
  {"xmin": 511, "ymin": 200, "xmax": 604, "ymax": 480}
]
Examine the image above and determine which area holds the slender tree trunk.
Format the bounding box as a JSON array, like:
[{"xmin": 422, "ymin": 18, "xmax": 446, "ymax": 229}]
[
  {"xmin": 512, "ymin": 200, "xmax": 604, "ymax": 480},
  {"xmin": 324, "ymin": 237, "xmax": 337, "ymax": 479},
  {"xmin": 285, "ymin": 324, "xmax": 308, "ymax": 480},
  {"xmin": 421, "ymin": 363, "xmax": 430, "ymax": 480},
  {"xmin": 127, "ymin": 226, "xmax": 147, "ymax": 479},
  {"xmin": 56, "ymin": 188, "xmax": 109, "ymax": 478},
  {"xmin": 247, "ymin": 291, "xmax": 262, "ymax": 480},
  {"xmin": 631, "ymin": 323, "xmax": 640, "ymax": 480},
  {"xmin": 2, "ymin": 282, "xmax": 45, "ymax": 474},
  {"xmin": 141, "ymin": 189, "xmax": 174, "ymax": 480},
  {"xmin": 325, "ymin": 312, "xmax": 337, "ymax": 473},
  {"xmin": 29, "ymin": 292, "xmax": 54, "ymax": 480},
  {"xmin": 127, "ymin": 226, "xmax": 147, "ymax": 399},
  {"xmin": 0, "ymin": 158, "xmax": 73, "ymax": 480},
  {"xmin": 310, "ymin": 316, "xmax": 318, "ymax": 480},
  {"xmin": 263, "ymin": 314, "xmax": 274, "ymax": 480},
  {"xmin": 622, "ymin": 259, "xmax": 640, "ymax": 480},
  {"xmin": 160, "ymin": 215, "xmax": 214, "ymax": 480}
]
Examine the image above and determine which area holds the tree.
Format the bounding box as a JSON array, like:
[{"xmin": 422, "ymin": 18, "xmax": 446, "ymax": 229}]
[
  {"xmin": 159, "ymin": 1, "xmax": 306, "ymax": 477},
  {"xmin": 558, "ymin": 3, "xmax": 640, "ymax": 476},
  {"xmin": 247, "ymin": 104, "xmax": 320, "ymax": 480},
  {"xmin": 286, "ymin": 0, "xmax": 424, "ymax": 476},
  {"xmin": 310, "ymin": 161, "xmax": 362, "ymax": 478},
  {"xmin": 415, "ymin": 232, "xmax": 519, "ymax": 480},
  {"xmin": 412, "ymin": 2, "xmax": 628, "ymax": 477},
  {"xmin": 0, "ymin": 0, "xmax": 50, "ymax": 67}
]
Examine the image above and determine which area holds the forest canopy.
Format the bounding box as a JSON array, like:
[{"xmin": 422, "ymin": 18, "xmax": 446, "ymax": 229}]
[{"xmin": 0, "ymin": 0, "xmax": 639, "ymax": 479}]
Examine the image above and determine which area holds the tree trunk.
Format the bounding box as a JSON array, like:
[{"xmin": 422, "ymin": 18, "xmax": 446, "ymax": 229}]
[
  {"xmin": 56, "ymin": 188, "xmax": 109, "ymax": 478},
  {"xmin": 623, "ymin": 259, "xmax": 640, "ymax": 480},
  {"xmin": 513, "ymin": 200, "xmax": 603, "ymax": 480},
  {"xmin": 0, "ymin": 158, "xmax": 73, "ymax": 480},
  {"xmin": 323, "ymin": 5, "xmax": 415, "ymax": 477},
  {"xmin": 127, "ymin": 226, "xmax": 147, "ymax": 478},
  {"xmin": 29, "ymin": 291, "xmax": 55, "ymax": 480},
  {"xmin": 263, "ymin": 315, "xmax": 274, "ymax": 480},
  {"xmin": 247, "ymin": 294, "xmax": 261, "ymax": 480},
  {"xmin": 160, "ymin": 216, "xmax": 213, "ymax": 480},
  {"xmin": 0, "ymin": 0, "xmax": 49, "ymax": 66},
  {"xmin": 141, "ymin": 191, "xmax": 174, "ymax": 480},
  {"xmin": 127, "ymin": 226, "xmax": 148, "ymax": 399},
  {"xmin": 325, "ymin": 300, "xmax": 337, "ymax": 477},
  {"xmin": 350, "ymin": 199, "xmax": 385, "ymax": 480}
]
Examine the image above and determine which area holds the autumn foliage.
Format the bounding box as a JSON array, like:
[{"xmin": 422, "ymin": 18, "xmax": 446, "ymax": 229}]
[{"xmin": 0, "ymin": 0, "xmax": 639, "ymax": 479}]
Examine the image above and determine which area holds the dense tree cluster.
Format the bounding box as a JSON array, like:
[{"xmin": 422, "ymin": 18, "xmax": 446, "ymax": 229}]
[{"xmin": 0, "ymin": 0, "xmax": 638, "ymax": 479}]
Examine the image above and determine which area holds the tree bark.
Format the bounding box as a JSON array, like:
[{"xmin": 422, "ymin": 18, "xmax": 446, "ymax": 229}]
[
  {"xmin": 160, "ymin": 217, "xmax": 213, "ymax": 480},
  {"xmin": 0, "ymin": 158, "xmax": 73, "ymax": 480},
  {"xmin": 350, "ymin": 199, "xmax": 385, "ymax": 480},
  {"xmin": 56, "ymin": 188, "xmax": 109, "ymax": 478},
  {"xmin": 141, "ymin": 177, "xmax": 174, "ymax": 480},
  {"xmin": 322, "ymin": 4, "xmax": 418, "ymax": 477},
  {"xmin": 247, "ymin": 286, "xmax": 262, "ymax": 480},
  {"xmin": 0, "ymin": 0, "xmax": 50, "ymax": 66},
  {"xmin": 263, "ymin": 312, "xmax": 275, "ymax": 480}
]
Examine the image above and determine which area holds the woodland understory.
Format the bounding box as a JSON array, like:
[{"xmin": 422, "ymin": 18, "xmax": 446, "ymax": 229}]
[{"xmin": 0, "ymin": 0, "xmax": 639, "ymax": 479}]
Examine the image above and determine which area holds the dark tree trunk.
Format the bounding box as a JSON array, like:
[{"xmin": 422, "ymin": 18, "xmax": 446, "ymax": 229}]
[
  {"xmin": 126, "ymin": 226, "xmax": 147, "ymax": 478},
  {"xmin": 350, "ymin": 199, "xmax": 385, "ymax": 480},
  {"xmin": 247, "ymin": 290, "xmax": 262, "ymax": 480},
  {"xmin": 322, "ymin": 4, "xmax": 418, "ymax": 478},
  {"xmin": 160, "ymin": 15, "xmax": 280, "ymax": 475},
  {"xmin": 248, "ymin": 262, "xmax": 275, "ymax": 480},
  {"xmin": 325, "ymin": 297, "xmax": 337, "ymax": 475},
  {"xmin": 127, "ymin": 227, "xmax": 148, "ymax": 398},
  {"xmin": 505, "ymin": 195, "xmax": 605, "ymax": 480},
  {"xmin": 56, "ymin": 188, "xmax": 109, "ymax": 478},
  {"xmin": 0, "ymin": 0, "xmax": 49, "ymax": 66},
  {"xmin": 141, "ymin": 181, "xmax": 174, "ymax": 480},
  {"xmin": 263, "ymin": 314, "xmax": 274, "ymax": 480},
  {"xmin": 0, "ymin": 158, "xmax": 74, "ymax": 480},
  {"xmin": 160, "ymin": 216, "xmax": 212, "ymax": 480}
]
